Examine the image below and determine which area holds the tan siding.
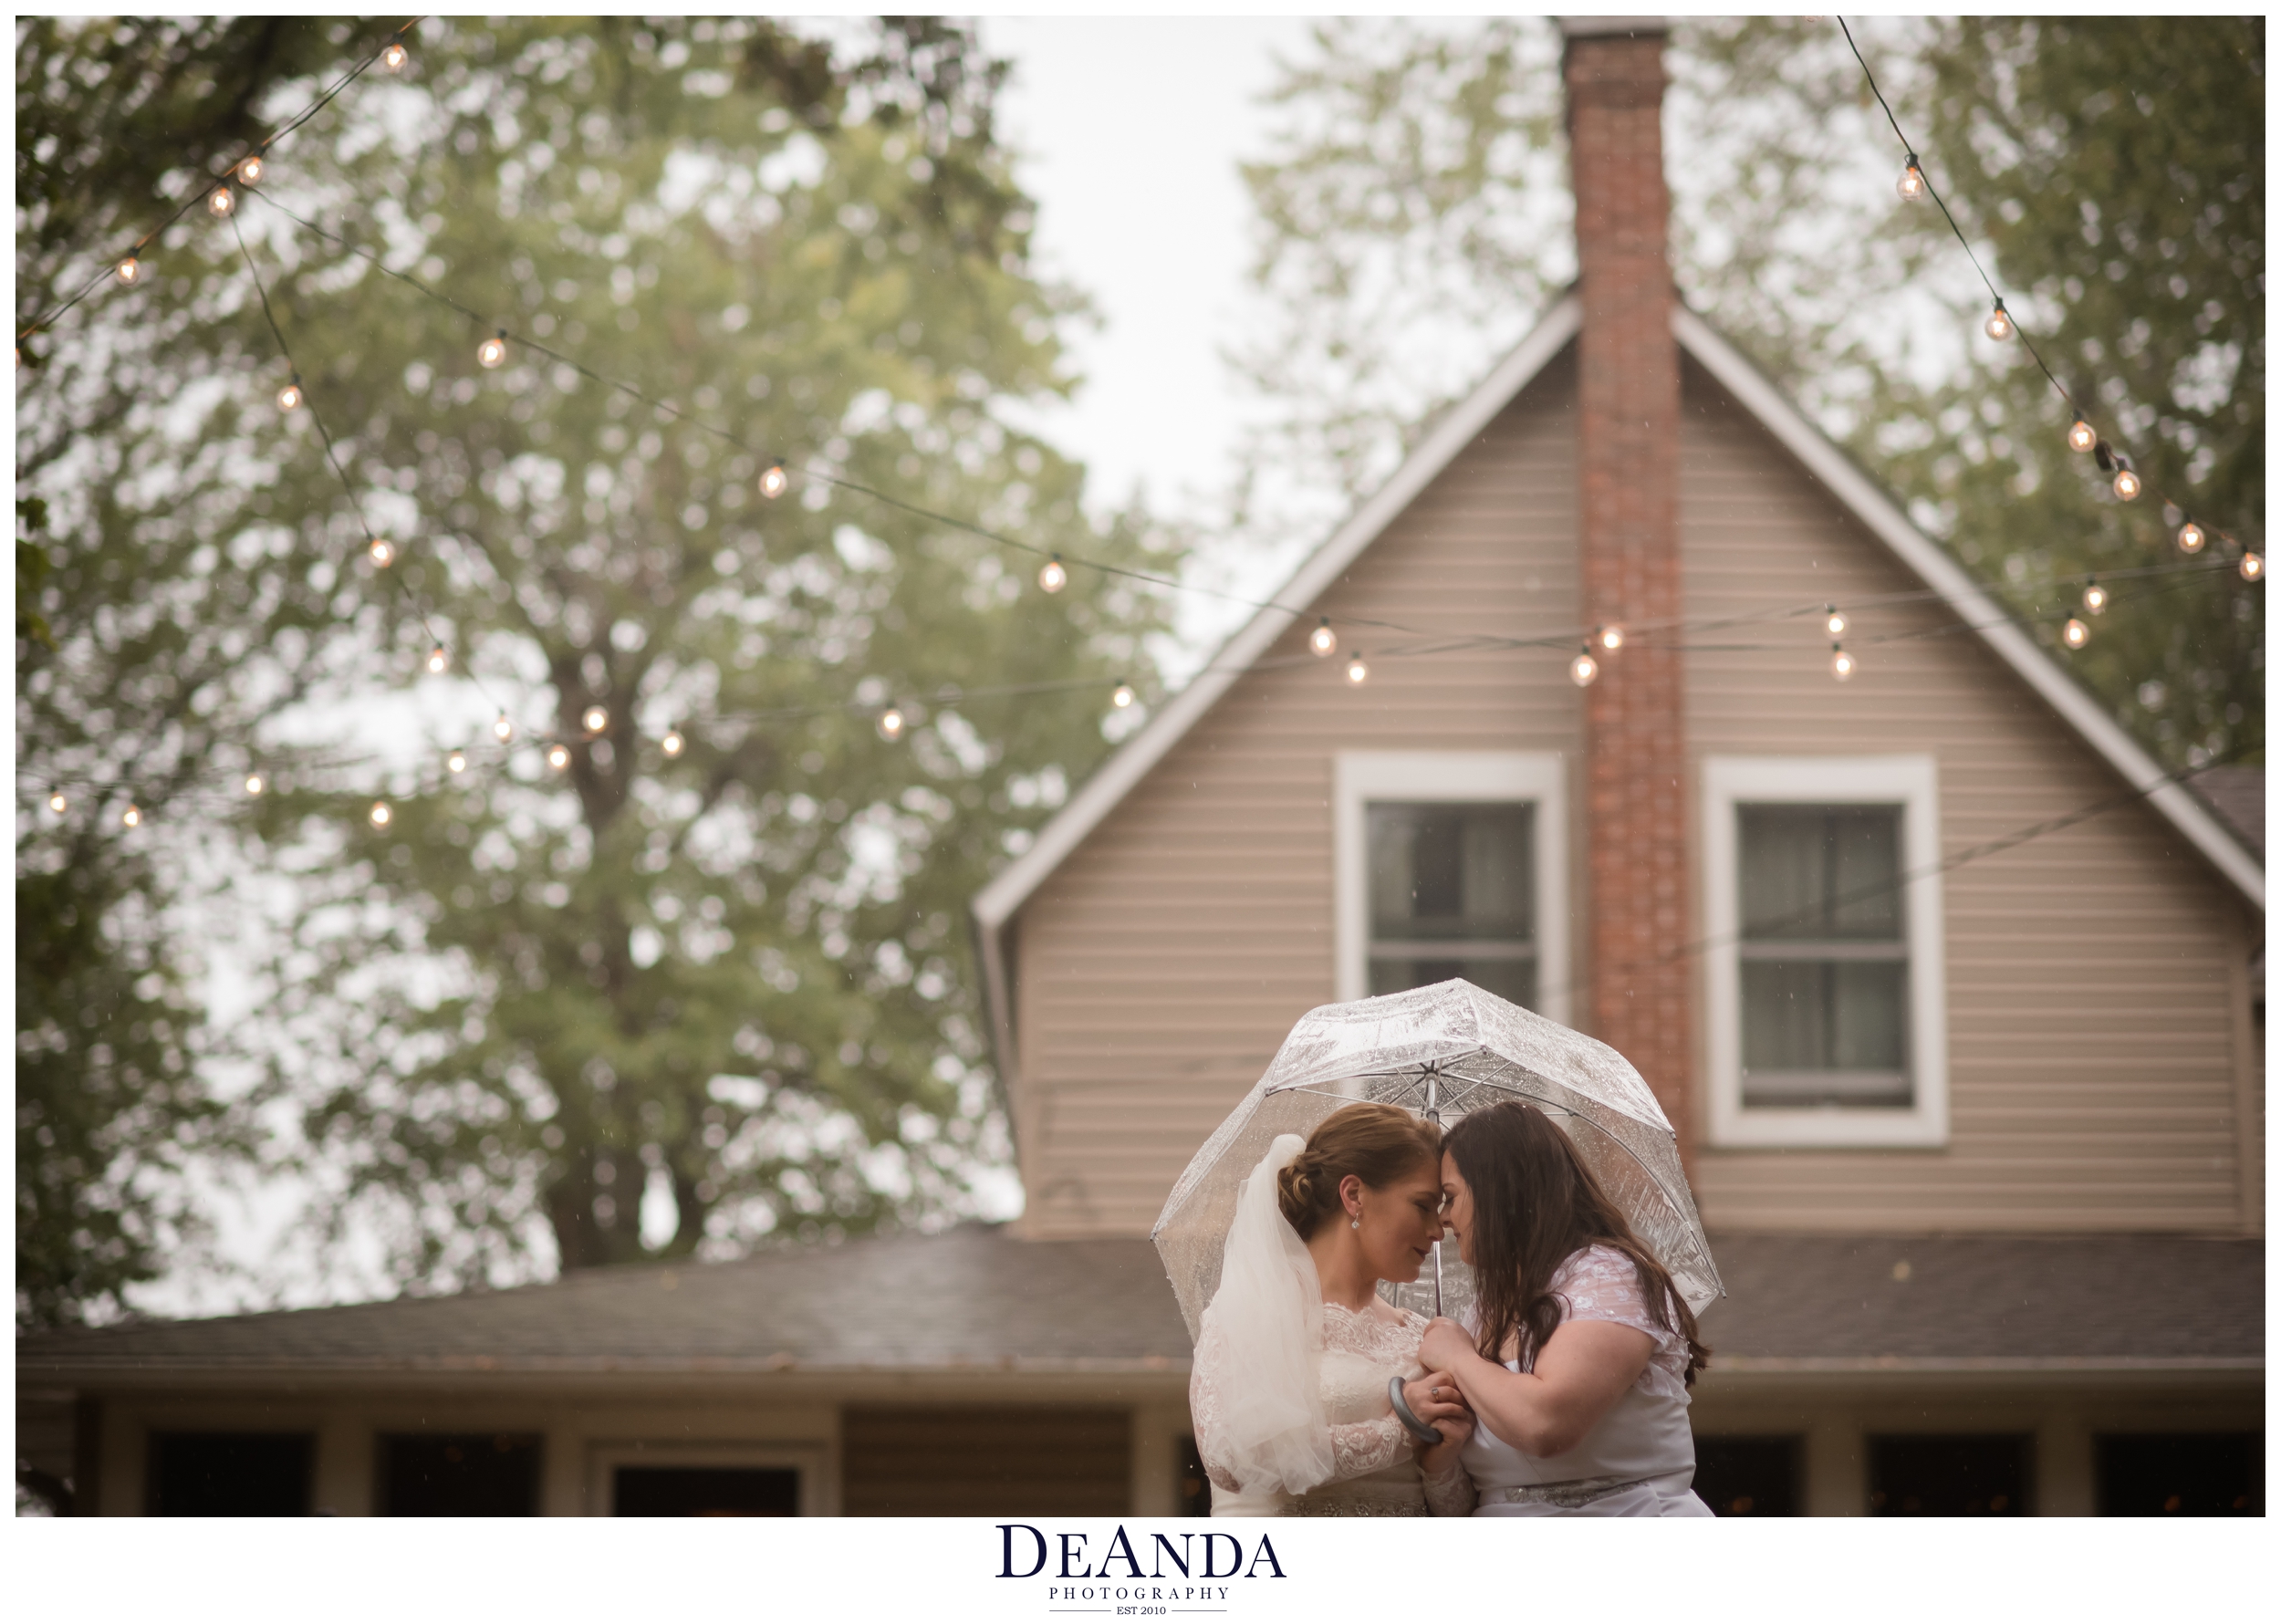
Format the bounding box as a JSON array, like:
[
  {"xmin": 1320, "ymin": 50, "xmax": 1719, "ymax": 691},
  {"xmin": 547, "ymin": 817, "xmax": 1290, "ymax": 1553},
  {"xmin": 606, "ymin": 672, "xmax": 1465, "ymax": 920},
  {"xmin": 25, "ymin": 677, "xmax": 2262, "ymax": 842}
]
[
  {"xmin": 1677, "ymin": 356, "xmax": 2251, "ymax": 1232},
  {"xmin": 1012, "ymin": 358, "xmax": 1586, "ymax": 1236}
]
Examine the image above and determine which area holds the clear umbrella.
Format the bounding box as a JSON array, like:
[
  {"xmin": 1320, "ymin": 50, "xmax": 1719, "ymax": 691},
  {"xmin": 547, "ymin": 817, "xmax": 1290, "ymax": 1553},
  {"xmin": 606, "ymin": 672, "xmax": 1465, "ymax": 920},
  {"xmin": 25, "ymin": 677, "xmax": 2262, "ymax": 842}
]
[{"xmin": 1152, "ymin": 979, "xmax": 1724, "ymax": 1343}]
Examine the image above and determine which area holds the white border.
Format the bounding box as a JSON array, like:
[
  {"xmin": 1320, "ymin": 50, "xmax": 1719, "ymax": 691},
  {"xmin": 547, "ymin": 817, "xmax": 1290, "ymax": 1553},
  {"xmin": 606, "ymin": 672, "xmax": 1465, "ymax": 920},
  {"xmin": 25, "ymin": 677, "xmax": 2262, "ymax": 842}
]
[
  {"xmin": 1334, "ymin": 752, "xmax": 1569, "ymax": 1026},
  {"xmin": 1701, "ymin": 755, "xmax": 1949, "ymax": 1149}
]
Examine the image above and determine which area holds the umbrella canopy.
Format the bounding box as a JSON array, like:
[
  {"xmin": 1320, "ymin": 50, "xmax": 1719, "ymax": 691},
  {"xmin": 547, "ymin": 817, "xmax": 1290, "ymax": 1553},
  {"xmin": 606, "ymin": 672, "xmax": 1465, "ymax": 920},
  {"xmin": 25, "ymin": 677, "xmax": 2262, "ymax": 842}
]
[{"xmin": 1152, "ymin": 980, "xmax": 1723, "ymax": 1341}]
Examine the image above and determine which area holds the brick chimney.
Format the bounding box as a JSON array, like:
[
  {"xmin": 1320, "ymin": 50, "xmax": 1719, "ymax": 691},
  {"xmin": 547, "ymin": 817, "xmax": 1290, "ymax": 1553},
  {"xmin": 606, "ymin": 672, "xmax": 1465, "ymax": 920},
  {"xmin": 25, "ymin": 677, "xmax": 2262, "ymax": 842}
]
[{"xmin": 1562, "ymin": 18, "xmax": 1693, "ymax": 1150}]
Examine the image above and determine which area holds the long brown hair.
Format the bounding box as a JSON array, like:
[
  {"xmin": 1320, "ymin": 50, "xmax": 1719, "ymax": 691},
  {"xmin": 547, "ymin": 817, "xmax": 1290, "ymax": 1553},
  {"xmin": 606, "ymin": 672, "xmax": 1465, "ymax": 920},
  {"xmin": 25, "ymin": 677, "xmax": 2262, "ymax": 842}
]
[
  {"xmin": 1442, "ymin": 1100, "xmax": 1709, "ymax": 1387},
  {"xmin": 1276, "ymin": 1102, "xmax": 1443, "ymax": 1240}
]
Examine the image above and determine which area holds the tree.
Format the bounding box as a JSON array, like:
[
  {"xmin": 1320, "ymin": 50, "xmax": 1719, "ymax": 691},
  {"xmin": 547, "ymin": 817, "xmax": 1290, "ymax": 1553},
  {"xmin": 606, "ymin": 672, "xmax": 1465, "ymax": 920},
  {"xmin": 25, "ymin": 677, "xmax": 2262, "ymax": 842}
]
[
  {"xmin": 1234, "ymin": 17, "xmax": 2263, "ymax": 767},
  {"xmin": 209, "ymin": 18, "xmax": 1176, "ymax": 1283}
]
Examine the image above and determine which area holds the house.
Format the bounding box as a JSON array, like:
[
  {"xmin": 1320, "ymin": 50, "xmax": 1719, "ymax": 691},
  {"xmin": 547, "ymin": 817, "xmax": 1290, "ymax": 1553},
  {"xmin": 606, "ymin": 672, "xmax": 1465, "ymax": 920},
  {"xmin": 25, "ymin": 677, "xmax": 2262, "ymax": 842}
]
[{"xmin": 17, "ymin": 19, "xmax": 2261, "ymax": 1517}]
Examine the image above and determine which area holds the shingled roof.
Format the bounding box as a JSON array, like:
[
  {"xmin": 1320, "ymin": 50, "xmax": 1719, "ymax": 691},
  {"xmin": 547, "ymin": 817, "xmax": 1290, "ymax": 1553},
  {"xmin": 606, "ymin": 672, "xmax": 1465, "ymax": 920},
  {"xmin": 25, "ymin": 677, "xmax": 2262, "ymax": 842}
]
[{"xmin": 16, "ymin": 1228, "xmax": 2260, "ymax": 1385}]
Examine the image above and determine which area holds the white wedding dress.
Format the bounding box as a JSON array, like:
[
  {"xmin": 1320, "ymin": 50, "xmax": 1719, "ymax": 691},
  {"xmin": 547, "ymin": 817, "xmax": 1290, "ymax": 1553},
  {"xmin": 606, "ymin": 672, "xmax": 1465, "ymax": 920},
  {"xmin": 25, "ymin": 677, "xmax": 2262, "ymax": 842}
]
[{"xmin": 1183, "ymin": 1134, "xmax": 1471, "ymax": 1517}]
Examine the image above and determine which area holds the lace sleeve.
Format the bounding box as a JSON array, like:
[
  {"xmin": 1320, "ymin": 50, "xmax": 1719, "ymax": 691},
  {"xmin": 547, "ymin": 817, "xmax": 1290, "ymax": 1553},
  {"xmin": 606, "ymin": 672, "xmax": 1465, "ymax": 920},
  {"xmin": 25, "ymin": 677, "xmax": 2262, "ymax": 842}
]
[
  {"xmin": 1187, "ymin": 1315, "xmax": 1246, "ymax": 1494},
  {"xmin": 1554, "ymin": 1245, "xmax": 1687, "ymax": 1387},
  {"xmin": 1326, "ymin": 1412, "xmax": 1408, "ymax": 1483},
  {"xmin": 1422, "ymin": 1455, "xmax": 1477, "ymax": 1518}
]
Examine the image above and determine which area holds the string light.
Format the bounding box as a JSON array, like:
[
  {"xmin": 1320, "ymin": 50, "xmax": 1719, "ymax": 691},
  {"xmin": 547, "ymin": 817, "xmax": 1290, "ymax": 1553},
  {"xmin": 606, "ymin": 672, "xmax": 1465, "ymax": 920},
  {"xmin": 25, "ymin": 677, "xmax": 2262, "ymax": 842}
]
[
  {"xmin": 1982, "ymin": 299, "xmax": 2013, "ymax": 341},
  {"xmin": 1037, "ymin": 555, "xmax": 1068, "ymax": 594},
  {"xmin": 876, "ymin": 706, "xmax": 906, "ymax": 740},
  {"xmin": 381, "ymin": 41, "xmax": 408, "ymax": 72},
  {"xmin": 477, "ymin": 330, "xmax": 507, "ymax": 370},
  {"xmin": 276, "ymin": 373, "xmax": 303, "ymax": 411},
  {"xmin": 1569, "ymin": 646, "xmax": 1598, "ymax": 688},
  {"xmin": 2067, "ymin": 418, "xmax": 2096, "ymax": 453},
  {"xmin": 2242, "ymin": 552, "xmax": 2264, "ymax": 582},
  {"xmin": 1896, "ymin": 157, "xmax": 1926, "ymax": 201},
  {"xmin": 581, "ymin": 705, "xmax": 608, "ymax": 734},
  {"xmin": 2062, "ymin": 617, "xmax": 2089, "ymax": 650},
  {"xmin": 1111, "ymin": 681, "xmax": 1135, "ymax": 709},
  {"xmin": 1825, "ymin": 604, "xmax": 1847, "ymax": 637},
  {"xmin": 237, "ymin": 153, "xmax": 265, "ymax": 186},
  {"xmin": 244, "ymin": 773, "xmax": 264, "ymax": 796},
  {"xmin": 207, "ymin": 185, "xmax": 234, "ymax": 218},
  {"xmin": 47, "ymin": 792, "xmax": 67, "ymax": 813},
  {"xmin": 370, "ymin": 800, "xmax": 391, "ymax": 827},
  {"xmin": 1309, "ymin": 618, "xmax": 1338, "ymax": 656},
  {"xmin": 122, "ymin": 805, "xmax": 141, "ymax": 828},
  {"xmin": 1597, "ymin": 624, "xmax": 1624, "ymax": 652},
  {"xmin": 2176, "ymin": 519, "xmax": 2205, "ymax": 555},
  {"xmin": 369, "ymin": 536, "xmax": 396, "ymax": 567},
  {"xmin": 494, "ymin": 713, "xmax": 515, "ymax": 743},
  {"xmin": 115, "ymin": 256, "xmax": 141, "ymax": 286},
  {"xmin": 1346, "ymin": 651, "xmax": 1370, "ymax": 685},
  {"xmin": 546, "ymin": 743, "xmax": 570, "ymax": 770},
  {"xmin": 425, "ymin": 645, "xmax": 449, "ymax": 674},
  {"xmin": 758, "ymin": 462, "xmax": 788, "ymax": 499},
  {"xmin": 2080, "ymin": 578, "xmax": 2108, "ymax": 615},
  {"xmin": 446, "ymin": 749, "xmax": 467, "ymax": 774},
  {"xmin": 2112, "ymin": 464, "xmax": 2141, "ymax": 502},
  {"xmin": 1831, "ymin": 643, "xmax": 1856, "ymax": 682},
  {"xmin": 661, "ymin": 728, "xmax": 684, "ymax": 756}
]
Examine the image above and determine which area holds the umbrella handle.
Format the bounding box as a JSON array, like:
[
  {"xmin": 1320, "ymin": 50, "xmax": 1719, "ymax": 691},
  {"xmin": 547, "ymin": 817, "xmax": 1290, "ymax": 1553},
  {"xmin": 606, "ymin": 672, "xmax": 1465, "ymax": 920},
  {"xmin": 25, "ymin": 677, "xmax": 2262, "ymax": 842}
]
[{"xmin": 1387, "ymin": 1376, "xmax": 1443, "ymax": 1444}]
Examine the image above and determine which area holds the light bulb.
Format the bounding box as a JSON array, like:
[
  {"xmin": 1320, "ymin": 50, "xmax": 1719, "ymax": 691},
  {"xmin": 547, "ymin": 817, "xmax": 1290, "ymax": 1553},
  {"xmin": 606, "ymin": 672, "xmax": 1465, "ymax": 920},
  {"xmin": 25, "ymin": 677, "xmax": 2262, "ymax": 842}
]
[
  {"xmin": 447, "ymin": 749, "xmax": 467, "ymax": 774},
  {"xmin": 1342, "ymin": 652, "xmax": 1369, "ymax": 685},
  {"xmin": 1309, "ymin": 618, "xmax": 1337, "ymax": 657},
  {"xmin": 477, "ymin": 333, "xmax": 507, "ymax": 370},
  {"xmin": 547, "ymin": 743, "xmax": 571, "ymax": 770},
  {"xmin": 2081, "ymin": 579, "xmax": 2108, "ymax": 615},
  {"xmin": 122, "ymin": 805, "xmax": 141, "ymax": 828},
  {"xmin": 47, "ymin": 792, "xmax": 67, "ymax": 813},
  {"xmin": 2177, "ymin": 520, "xmax": 2205, "ymax": 555},
  {"xmin": 1038, "ymin": 555, "xmax": 1068, "ymax": 594},
  {"xmin": 1984, "ymin": 302, "xmax": 2013, "ymax": 341},
  {"xmin": 237, "ymin": 154, "xmax": 264, "ymax": 185},
  {"xmin": 370, "ymin": 800, "xmax": 392, "ymax": 828},
  {"xmin": 1569, "ymin": 648, "xmax": 1598, "ymax": 688},
  {"xmin": 661, "ymin": 728, "xmax": 683, "ymax": 757},
  {"xmin": 426, "ymin": 645, "xmax": 448, "ymax": 674},
  {"xmin": 1598, "ymin": 624, "xmax": 1624, "ymax": 652},
  {"xmin": 382, "ymin": 41, "xmax": 408, "ymax": 72},
  {"xmin": 1896, "ymin": 161, "xmax": 1925, "ymax": 202},
  {"xmin": 1825, "ymin": 605, "xmax": 1848, "ymax": 637},
  {"xmin": 2067, "ymin": 418, "xmax": 2096, "ymax": 453},
  {"xmin": 494, "ymin": 713, "xmax": 515, "ymax": 743},
  {"xmin": 245, "ymin": 774, "xmax": 264, "ymax": 796},
  {"xmin": 207, "ymin": 186, "xmax": 234, "ymax": 217},
  {"xmin": 758, "ymin": 463, "xmax": 789, "ymax": 499},
  {"xmin": 877, "ymin": 706, "xmax": 906, "ymax": 740},
  {"xmin": 2112, "ymin": 466, "xmax": 2141, "ymax": 501},
  {"xmin": 1111, "ymin": 682, "xmax": 1135, "ymax": 709},
  {"xmin": 582, "ymin": 705, "xmax": 608, "ymax": 734},
  {"xmin": 2242, "ymin": 551, "xmax": 2264, "ymax": 582},
  {"xmin": 276, "ymin": 377, "xmax": 303, "ymax": 411},
  {"xmin": 369, "ymin": 536, "xmax": 396, "ymax": 567},
  {"xmin": 1831, "ymin": 644, "xmax": 1856, "ymax": 682},
  {"xmin": 2062, "ymin": 617, "xmax": 2089, "ymax": 650},
  {"xmin": 116, "ymin": 255, "xmax": 141, "ymax": 285}
]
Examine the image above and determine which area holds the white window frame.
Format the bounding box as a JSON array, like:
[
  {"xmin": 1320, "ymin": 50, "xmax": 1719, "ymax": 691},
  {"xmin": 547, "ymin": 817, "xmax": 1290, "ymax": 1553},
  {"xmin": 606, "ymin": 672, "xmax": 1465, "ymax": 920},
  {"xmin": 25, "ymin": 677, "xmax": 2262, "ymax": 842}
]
[
  {"xmin": 1702, "ymin": 755, "xmax": 1949, "ymax": 1149},
  {"xmin": 1335, "ymin": 752, "xmax": 1569, "ymax": 1026}
]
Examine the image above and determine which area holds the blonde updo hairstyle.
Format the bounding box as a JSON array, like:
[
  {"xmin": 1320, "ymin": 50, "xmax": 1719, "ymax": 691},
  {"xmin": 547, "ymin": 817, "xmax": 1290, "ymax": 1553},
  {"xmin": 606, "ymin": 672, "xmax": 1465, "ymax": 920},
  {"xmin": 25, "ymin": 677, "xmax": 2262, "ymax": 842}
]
[{"xmin": 1275, "ymin": 1101, "xmax": 1444, "ymax": 1240}]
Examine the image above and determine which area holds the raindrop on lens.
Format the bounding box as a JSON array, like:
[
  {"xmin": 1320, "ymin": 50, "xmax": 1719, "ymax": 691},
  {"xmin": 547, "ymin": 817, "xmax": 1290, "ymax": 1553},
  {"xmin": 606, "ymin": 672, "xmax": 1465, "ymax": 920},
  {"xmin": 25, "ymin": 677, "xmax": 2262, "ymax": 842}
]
[
  {"xmin": 1309, "ymin": 618, "xmax": 1337, "ymax": 657},
  {"xmin": 1038, "ymin": 555, "xmax": 1068, "ymax": 594},
  {"xmin": 2063, "ymin": 617, "xmax": 2089, "ymax": 649},
  {"xmin": 758, "ymin": 463, "xmax": 789, "ymax": 499}
]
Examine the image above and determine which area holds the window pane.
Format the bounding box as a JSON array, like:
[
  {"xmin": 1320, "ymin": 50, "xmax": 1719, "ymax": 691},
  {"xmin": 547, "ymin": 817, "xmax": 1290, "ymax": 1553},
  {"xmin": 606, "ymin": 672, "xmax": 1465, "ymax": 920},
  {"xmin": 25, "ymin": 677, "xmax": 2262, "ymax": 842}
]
[
  {"xmin": 149, "ymin": 1432, "xmax": 313, "ymax": 1515},
  {"xmin": 1870, "ymin": 1434, "xmax": 2027, "ymax": 1516},
  {"xmin": 380, "ymin": 1433, "xmax": 541, "ymax": 1516},
  {"xmin": 1693, "ymin": 1435, "xmax": 1802, "ymax": 1516},
  {"xmin": 1367, "ymin": 803, "xmax": 1533, "ymax": 943},
  {"xmin": 614, "ymin": 1466, "xmax": 800, "ymax": 1516},
  {"xmin": 1740, "ymin": 805, "xmax": 1901, "ymax": 940},
  {"xmin": 1370, "ymin": 953, "xmax": 1536, "ymax": 1010},
  {"xmin": 2095, "ymin": 1432, "xmax": 2264, "ymax": 1516}
]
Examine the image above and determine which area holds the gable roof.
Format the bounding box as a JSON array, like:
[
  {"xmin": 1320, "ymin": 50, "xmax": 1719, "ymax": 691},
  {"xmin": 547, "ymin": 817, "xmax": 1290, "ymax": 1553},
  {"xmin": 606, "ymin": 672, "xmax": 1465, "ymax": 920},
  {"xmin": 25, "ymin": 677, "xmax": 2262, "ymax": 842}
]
[{"xmin": 972, "ymin": 296, "xmax": 2262, "ymax": 1076}]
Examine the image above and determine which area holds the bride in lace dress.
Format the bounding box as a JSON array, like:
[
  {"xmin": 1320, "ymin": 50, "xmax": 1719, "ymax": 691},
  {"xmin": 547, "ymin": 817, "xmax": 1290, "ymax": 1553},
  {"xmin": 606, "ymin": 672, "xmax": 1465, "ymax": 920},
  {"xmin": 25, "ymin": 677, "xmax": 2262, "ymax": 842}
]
[
  {"xmin": 1419, "ymin": 1100, "xmax": 1715, "ymax": 1517},
  {"xmin": 1189, "ymin": 1102, "xmax": 1475, "ymax": 1516}
]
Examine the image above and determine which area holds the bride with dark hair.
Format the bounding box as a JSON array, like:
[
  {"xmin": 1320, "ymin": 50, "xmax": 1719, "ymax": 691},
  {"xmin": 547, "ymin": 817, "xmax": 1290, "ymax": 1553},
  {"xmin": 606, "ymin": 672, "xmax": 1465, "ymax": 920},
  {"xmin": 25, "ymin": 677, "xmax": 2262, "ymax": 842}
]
[{"xmin": 1419, "ymin": 1099, "xmax": 1714, "ymax": 1516}]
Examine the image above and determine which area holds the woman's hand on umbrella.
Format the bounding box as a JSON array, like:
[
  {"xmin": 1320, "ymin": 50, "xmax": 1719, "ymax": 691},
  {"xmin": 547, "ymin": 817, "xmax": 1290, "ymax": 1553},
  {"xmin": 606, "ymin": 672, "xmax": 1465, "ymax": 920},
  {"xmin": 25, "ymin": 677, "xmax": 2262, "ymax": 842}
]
[
  {"xmin": 1402, "ymin": 1372, "xmax": 1472, "ymax": 1432},
  {"xmin": 1420, "ymin": 1316, "xmax": 1476, "ymax": 1374}
]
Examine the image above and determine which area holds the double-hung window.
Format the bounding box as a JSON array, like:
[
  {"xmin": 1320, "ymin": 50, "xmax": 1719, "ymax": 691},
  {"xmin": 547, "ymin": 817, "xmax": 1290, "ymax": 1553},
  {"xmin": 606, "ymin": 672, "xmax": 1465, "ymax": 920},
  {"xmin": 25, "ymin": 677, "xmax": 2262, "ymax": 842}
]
[
  {"xmin": 1703, "ymin": 756, "xmax": 1948, "ymax": 1147},
  {"xmin": 1336, "ymin": 753, "xmax": 1569, "ymax": 1025}
]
